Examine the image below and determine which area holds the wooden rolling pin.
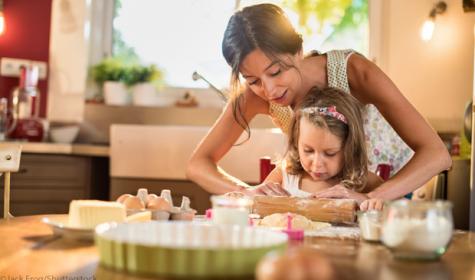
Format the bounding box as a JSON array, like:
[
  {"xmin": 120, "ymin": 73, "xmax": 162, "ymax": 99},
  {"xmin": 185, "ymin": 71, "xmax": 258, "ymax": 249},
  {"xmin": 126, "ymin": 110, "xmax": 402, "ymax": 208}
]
[{"xmin": 252, "ymin": 196, "xmax": 357, "ymax": 223}]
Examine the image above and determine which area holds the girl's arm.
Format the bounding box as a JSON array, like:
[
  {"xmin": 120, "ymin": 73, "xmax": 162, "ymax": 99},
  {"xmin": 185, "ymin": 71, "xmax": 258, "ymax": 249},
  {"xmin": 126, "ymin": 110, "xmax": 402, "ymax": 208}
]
[
  {"xmin": 263, "ymin": 165, "xmax": 283, "ymax": 184},
  {"xmin": 347, "ymin": 54, "xmax": 452, "ymax": 200},
  {"xmin": 186, "ymin": 87, "xmax": 269, "ymax": 194},
  {"xmin": 252, "ymin": 166, "xmax": 289, "ymax": 196}
]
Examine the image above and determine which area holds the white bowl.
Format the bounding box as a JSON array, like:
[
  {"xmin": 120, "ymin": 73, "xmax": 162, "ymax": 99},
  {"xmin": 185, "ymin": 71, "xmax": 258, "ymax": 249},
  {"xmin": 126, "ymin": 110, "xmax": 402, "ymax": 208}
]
[
  {"xmin": 49, "ymin": 125, "xmax": 80, "ymax": 143},
  {"xmin": 95, "ymin": 221, "xmax": 288, "ymax": 277}
]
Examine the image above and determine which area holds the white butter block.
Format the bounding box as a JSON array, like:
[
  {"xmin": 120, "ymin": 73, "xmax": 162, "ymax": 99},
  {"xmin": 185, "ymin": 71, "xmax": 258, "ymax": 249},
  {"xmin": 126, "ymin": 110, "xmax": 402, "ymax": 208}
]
[{"xmin": 68, "ymin": 200, "xmax": 126, "ymax": 229}]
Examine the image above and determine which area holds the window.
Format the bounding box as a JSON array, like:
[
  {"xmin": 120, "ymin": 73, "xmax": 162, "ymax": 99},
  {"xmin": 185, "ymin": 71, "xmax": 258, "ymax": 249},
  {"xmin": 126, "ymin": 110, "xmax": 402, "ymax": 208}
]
[{"xmin": 111, "ymin": 0, "xmax": 368, "ymax": 89}]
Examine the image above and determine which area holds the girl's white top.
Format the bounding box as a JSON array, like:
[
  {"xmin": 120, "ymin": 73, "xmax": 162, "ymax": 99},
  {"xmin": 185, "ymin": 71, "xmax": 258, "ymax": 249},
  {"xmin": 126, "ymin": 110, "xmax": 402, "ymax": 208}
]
[{"xmin": 281, "ymin": 162, "xmax": 312, "ymax": 198}]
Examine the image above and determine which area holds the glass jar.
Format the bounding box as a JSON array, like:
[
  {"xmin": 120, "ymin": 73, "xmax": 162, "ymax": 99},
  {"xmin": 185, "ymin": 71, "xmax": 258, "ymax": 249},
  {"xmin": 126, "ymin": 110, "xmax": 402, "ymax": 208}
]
[
  {"xmin": 210, "ymin": 195, "xmax": 253, "ymax": 226},
  {"xmin": 381, "ymin": 200, "xmax": 453, "ymax": 260},
  {"xmin": 357, "ymin": 210, "xmax": 383, "ymax": 242}
]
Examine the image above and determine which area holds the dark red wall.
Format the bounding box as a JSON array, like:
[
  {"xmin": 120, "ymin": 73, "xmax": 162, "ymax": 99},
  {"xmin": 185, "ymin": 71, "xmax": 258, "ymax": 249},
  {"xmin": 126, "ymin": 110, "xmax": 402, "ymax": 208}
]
[{"xmin": 0, "ymin": 0, "xmax": 52, "ymax": 117}]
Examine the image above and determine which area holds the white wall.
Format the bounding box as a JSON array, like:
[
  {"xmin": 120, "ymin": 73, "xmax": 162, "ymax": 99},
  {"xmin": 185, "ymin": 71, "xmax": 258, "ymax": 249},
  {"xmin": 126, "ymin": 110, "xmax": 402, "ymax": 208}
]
[
  {"xmin": 47, "ymin": 0, "xmax": 89, "ymax": 122},
  {"xmin": 381, "ymin": 0, "xmax": 475, "ymax": 133}
]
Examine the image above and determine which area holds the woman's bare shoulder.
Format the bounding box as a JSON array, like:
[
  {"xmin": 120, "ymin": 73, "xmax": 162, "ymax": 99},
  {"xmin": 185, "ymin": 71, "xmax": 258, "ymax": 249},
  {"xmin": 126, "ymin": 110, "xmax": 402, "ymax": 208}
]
[
  {"xmin": 346, "ymin": 52, "xmax": 396, "ymax": 104},
  {"xmin": 346, "ymin": 54, "xmax": 373, "ymax": 86},
  {"xmin": 347, "ymin": 52, "xmax": 373, "ymax": 74}
]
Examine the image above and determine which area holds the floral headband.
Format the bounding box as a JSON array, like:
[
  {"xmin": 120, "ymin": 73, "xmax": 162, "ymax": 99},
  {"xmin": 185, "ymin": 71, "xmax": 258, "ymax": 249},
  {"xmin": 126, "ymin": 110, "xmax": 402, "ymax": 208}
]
[{"xmin": 301, "ymin": 106, "xmax": 347, "ymax": 124}]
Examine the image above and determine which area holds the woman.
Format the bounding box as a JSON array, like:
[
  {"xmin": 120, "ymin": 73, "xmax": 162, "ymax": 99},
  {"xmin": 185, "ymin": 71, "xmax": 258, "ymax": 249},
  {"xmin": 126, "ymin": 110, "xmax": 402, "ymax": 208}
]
[{"xmin": 186, "ymin": 3, "xmax": 451, "ymax": 210}]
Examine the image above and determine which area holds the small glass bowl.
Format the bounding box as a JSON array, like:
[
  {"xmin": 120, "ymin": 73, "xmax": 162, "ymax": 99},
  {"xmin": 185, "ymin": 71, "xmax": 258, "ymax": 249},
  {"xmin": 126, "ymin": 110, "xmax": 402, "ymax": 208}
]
[
  {"xmin": 381, "ymin": 200, "xmax": 453, "ymax": 261},
  {"xmin": 357, "ymin": 210, "xmax": 383, "ymax": 242},
  {"xmin": 210, "ymin": 195, "xmax": 253, "ymax": 226}
]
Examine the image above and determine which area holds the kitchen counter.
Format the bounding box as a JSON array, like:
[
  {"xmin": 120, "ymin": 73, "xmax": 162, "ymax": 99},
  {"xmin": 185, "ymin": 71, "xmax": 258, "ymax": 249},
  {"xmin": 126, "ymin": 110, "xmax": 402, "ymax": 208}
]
[
  {"xmin": 110, "ymin": 124, "xmax": 286, "ymax": 182},
  {"xmin": 0, "ymin": 141, "xmax": 109, "ymax": 157},
  {"xmin": 1, "ymin": 215, "xmax": 474, "ymax": 279}
]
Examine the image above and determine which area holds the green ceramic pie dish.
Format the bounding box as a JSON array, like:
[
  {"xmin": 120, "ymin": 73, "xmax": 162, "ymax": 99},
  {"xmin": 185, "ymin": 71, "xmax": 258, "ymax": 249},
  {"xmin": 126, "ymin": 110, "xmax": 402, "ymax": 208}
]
[{"xmin": 95, "ymin": 221, "xmax": 287, "ymax": 277}]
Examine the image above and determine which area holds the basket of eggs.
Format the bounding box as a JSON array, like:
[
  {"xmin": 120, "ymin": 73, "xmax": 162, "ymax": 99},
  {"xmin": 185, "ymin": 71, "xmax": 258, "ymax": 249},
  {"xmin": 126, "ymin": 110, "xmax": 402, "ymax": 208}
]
[{"xmin": 116, "ymin": 188, "xmax": 196, "ymax": 221}]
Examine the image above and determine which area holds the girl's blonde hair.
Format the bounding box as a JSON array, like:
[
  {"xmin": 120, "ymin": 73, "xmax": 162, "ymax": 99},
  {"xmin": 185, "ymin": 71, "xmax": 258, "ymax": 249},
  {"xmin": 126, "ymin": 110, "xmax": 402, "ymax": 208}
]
[{"xmin": 286, "ymin": 87, "xmax": 368, "ymax": 191}]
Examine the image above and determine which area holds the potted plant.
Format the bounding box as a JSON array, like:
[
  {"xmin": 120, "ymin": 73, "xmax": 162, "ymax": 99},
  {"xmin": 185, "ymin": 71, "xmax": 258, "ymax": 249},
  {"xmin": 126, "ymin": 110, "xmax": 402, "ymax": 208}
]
[
  {"xmin": 125, "ymin": 64, "xmax": 164, "ymax": 106},
  {"xmin": 91, "ymin": 58, "xmax": 131, "ymax": 105}
]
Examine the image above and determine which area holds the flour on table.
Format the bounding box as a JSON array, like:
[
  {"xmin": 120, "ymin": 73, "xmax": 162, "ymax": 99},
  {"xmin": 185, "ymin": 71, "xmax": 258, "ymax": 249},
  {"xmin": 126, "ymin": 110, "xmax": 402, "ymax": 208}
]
[
  {"xmin": 305, "ymin": 226, "xmax": 360, "ymax": 239},
  {"xmin": 257, "ymin": 213, "xmax": 360, "ymax": 239}
]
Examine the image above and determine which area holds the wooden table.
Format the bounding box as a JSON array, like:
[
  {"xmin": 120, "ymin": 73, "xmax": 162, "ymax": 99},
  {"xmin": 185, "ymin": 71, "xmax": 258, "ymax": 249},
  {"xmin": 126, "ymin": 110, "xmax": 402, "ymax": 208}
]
[{"xmin": 1, "ymin": 215, "xmax": 474, "ymax": 280}]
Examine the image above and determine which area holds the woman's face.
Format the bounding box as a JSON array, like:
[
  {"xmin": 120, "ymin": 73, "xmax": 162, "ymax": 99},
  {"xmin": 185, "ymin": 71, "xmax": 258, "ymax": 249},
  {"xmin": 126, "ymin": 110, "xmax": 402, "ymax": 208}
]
[
  {"xmin": 298, "ymin": 117, "xmax": 344, "ymax": 181},
  {"xmin": 239, "ymin": 49, "xmax": 303, "ymax": 106}
]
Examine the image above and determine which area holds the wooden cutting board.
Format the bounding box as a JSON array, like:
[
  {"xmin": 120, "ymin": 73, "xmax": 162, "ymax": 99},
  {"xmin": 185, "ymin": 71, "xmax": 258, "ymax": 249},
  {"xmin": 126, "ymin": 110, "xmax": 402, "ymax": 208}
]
[{"xmin": 252, "ymin": 196, "xmax": 357, "ymax": 223}]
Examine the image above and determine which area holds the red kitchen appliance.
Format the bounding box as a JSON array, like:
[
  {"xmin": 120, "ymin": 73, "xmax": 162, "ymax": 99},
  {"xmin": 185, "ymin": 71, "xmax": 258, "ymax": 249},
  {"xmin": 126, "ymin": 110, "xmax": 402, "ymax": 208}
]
[
  {"xmin": 7, "ymin": 65, "xmax": 44, "ymax": 142},
  {"xmin": 260, "ymin": 157, "xmax": 276, "ymax": 183},
  {"xmin": 375, "ymin": 163, "xmax": 392, "ymax": 181}
]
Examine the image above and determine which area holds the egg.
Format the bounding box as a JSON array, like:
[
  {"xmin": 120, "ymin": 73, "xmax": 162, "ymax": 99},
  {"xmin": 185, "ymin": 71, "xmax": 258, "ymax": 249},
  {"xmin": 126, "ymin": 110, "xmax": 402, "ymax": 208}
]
[
  {"xmin": 147, "ymin": 197, "xmax": 172, "ymax": 211},
  {"xmin": 255, "ymin": 252, "xmax": 289, "ymax": 280},
  {"xmin": 256, "ymin": 247, "xmax": 334, "ymax": 280},
  {"xmin": 116, "ymin": 193, "xmax": 134, "ymax": 204},
  {"xmin": 146, "ymin": 194, "xmax": 159, "ymax": 205},
  {"xmin": 122, "ymin": 196, "xmax": 145, "ymax": 210}
]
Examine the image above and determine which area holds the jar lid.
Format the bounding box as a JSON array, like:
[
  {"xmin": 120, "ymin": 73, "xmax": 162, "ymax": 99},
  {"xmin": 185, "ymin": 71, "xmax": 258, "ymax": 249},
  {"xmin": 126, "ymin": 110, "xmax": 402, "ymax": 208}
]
[{"xmin": 387, "ymin": 199, "xmax": 452, "ymax": 210}]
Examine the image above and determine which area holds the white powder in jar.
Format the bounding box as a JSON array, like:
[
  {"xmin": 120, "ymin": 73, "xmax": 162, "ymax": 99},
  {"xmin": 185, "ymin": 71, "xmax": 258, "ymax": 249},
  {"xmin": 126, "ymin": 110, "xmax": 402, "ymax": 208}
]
[
  {"xmin": 212, "ymin": 207, "xmax": 249, "ymax": 226},
  {"xmin": 358, "ymin": 212, "xmax": 381, "ymax": 241},
  {"xmin": 382, "ymin": 215, "xmax": 452, "ymax": 252}
]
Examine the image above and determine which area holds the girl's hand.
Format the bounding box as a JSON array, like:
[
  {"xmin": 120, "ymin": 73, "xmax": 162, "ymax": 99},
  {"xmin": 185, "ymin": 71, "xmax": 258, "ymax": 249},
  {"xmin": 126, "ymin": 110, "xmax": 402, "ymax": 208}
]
[
  {"xmin": 360, "ymin": 198, "xmax": 385, "ymax": 211},
  {"xmin": 311, "ymin": 184, "xmax": 368, "ymax": 205},
  {"xmin": 245, "ymin": 182, "xmax": 290, "ymax": 197}
]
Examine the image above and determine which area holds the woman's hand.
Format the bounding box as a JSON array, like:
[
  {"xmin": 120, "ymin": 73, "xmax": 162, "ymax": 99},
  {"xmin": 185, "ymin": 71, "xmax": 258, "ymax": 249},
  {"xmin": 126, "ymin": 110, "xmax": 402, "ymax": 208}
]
[
  {"xmin": 311, "ymin": 184, "xmax": 368, "ymax": 205},
  {"xmin": 245, "ymin": 182, "xmax": 290, "ymax": 197},
  {"xmin": 360, "ymin": 198, "xmax": 385, "ymax": 211}
]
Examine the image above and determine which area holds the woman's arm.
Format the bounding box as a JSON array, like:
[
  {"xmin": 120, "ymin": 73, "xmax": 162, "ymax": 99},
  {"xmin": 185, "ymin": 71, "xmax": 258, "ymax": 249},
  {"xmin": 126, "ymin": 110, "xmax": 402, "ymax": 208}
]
[
  {"xmin": 186, "ymin": 87, "xmax": 269, "ymax": 194},
  {"xmin": 360, "ymin": 198, "xmax": 385, "ymax": 211},
  {"xmin": 347, "ymin": 54, "xmax": 452, "ymax": 200},
  {"xmin": 364, "ymin": 172, "xmax": 384, "ymax": 193}
]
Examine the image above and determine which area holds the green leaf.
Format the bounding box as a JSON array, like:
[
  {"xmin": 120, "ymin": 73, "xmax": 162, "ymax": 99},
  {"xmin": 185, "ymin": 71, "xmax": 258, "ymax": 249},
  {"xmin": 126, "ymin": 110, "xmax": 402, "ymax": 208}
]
[{"xmin": 282, "ymin": 0, "xmax": 367, "ymax": 39}]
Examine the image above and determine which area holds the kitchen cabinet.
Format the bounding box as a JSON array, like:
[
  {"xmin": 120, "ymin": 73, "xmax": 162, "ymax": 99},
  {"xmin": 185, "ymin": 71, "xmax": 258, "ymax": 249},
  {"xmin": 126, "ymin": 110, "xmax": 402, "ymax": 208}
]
[
  {"xmin": 446, "ymin": 158, "xmax": 471, "ymax": 230},
  {"xmin": 0, "ymin": 153, "xmax": 109, "ymax": 216}
]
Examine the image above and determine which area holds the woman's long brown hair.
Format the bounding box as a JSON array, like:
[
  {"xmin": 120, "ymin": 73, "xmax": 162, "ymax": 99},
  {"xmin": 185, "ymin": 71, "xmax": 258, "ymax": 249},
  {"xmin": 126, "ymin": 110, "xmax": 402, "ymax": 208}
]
[{"xmin": 222, "ymin": 3, "xmax": 303, "ymax": 140}]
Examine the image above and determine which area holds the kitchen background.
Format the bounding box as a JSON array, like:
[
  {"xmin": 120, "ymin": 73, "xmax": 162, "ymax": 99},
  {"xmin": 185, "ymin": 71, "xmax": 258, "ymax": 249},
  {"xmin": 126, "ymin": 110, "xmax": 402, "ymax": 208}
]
[
  {"xmin": 0, "ymin": 0, "xmax": 473, "ymax": 131},
  {"xmin": 0, "ymin": 0, "xmax": 475, "ymax": 229}
]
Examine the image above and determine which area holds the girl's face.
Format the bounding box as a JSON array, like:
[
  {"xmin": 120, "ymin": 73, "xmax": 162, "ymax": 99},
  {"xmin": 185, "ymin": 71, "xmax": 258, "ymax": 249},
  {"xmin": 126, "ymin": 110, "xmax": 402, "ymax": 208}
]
[
  {"xmin": 298, "ymin": 117, "xmax": 345, "ymax": 181},
  {"xmin": 239, "ymin": 49, "xmax": 303, "ymax": 106}
]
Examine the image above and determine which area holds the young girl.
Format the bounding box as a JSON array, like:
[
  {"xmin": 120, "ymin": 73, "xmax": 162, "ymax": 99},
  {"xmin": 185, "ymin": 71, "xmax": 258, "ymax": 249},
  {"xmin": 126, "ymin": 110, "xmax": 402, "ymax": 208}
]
[{"xmin": 263, "ymin": 87, "xmax": 383, "ymax": 197}]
